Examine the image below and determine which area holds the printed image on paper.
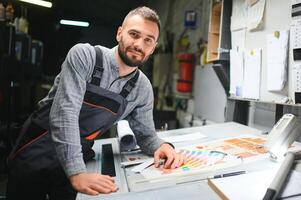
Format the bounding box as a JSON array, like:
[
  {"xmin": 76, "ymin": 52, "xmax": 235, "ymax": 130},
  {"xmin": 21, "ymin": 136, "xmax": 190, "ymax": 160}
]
[{"xmin": 141, "ymin": 135, "xmax": 268, "ymax": 179}]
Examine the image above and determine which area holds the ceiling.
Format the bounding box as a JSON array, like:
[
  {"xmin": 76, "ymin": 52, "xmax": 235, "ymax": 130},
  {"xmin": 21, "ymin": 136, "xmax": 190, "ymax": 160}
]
[
  {"xmin": 17, "ymin": 0, "xmax": 147, "ymax": 28},
  {"xmin": 53, "ymin": 0, "xmax": 143, "ymax": 26}
]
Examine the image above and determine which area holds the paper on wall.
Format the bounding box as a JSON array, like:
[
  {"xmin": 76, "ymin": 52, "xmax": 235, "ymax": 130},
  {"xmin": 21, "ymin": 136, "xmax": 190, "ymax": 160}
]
[
  {"xmin": 230, "ymin": 49, "xmax": 244, "ymax": 96},
  {"xmin": 247, "ymin": 0, "xmax": 266, "ymax": 31},
  {"xmin": 266, "ymin": 30, "xmax": 289, "ymax": 91},
  {"xmin": 242, "ymin": 48, "xmax": 262, "ymax": 100},
  {"xmin": 231, "ymin": 29, "xmax": 246, "ymax": 51},
  {"xmin": 231, "ymin": 0, "xmax": 248, "ymax": 31}
]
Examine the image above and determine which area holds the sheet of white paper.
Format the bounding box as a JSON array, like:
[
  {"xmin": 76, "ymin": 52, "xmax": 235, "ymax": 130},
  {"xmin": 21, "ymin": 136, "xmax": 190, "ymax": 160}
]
[
  {"xmin": 131, "ymin": 158, "xmax": 154, "ymax": 173},
  {"xmin": 230, "ymin": 49, "xmax": 244, "ymax": 96},
  {"xmin": 231, "ymin": 0, "xmax": 248, "ymax": 31},
  {"xmin": 160, "ymin": 132, "xmax": 207, "ymax": 143},
  {"xmin": 247, "ymin": 0, "xmax": 266, "ymax": 31},
  {"xmin": 247, "ymin": 0, "xmax": 259, "ymax": 6},
  {"xmin": 231, "ymin": 29, "xmax": 246, "ymax": 51},
  {"xmin": 292, "ymin": 0, "xmax": 301, "ymax": 6},
  {"xmin": 266, "ymin": 30, "xmax": 289, "ymax": 91},
  {"xmin": 121, "ymin": 160, "xmax": 145, "ymax": 167},
  {"xmin": 243, "ymin": 49, "xmax": 262, "ymax": 99}
]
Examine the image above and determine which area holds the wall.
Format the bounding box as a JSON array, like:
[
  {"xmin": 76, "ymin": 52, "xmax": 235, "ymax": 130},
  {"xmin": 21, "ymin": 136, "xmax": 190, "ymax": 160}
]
[
  {"xmin": 149, "ymin": 0, "xmax": 301, "ymax": 134},
  {"xmin": 231, "ymin": 0, "xmax": 290, "ymax": 103},
  {"xmin": 148, "ymin": 0, "xmax": 228, "ymax": 127},
  {"xmin": 231, "ymin": 0, "xmax": 301, "ymax": 132},
  {"xmin": 194, "ymin": 64, "xmax": 228, "ymax": 123}
]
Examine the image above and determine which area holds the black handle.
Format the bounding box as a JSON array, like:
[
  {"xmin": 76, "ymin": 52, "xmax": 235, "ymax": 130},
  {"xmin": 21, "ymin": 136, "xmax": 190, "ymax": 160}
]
[{"xmin": 263, "ymin": 189, "xmax": 276, "ymax": 200}]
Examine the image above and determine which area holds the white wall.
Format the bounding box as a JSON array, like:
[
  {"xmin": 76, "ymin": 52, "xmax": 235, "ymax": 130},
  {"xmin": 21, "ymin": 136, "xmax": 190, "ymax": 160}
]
[
  {"xmin": 148, "ymin": 0, "xmax": 301, "ymax": 135},
  {"xmin": 230, "ymin": 0, "xmax": 301, "ymax": 131}
]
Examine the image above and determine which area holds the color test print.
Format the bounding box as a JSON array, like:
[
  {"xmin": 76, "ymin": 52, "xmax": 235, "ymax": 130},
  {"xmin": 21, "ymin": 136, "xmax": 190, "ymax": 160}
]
[
  {"xmin": 195, "ymin": 136, "xmax": 268, "ymax": 159},
  {"xmin": 162, "ymin": 150, "xmax": 230, "ymax": 174},
  {"xmin": 141, "ymin": 135, "xmax": 269, "ymax": 179}
]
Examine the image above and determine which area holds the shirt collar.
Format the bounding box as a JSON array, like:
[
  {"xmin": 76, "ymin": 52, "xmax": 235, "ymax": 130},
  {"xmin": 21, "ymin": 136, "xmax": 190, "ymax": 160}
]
[{"xmin": 110, "ymin": 46, "xmax": 139, "ymax": 79}]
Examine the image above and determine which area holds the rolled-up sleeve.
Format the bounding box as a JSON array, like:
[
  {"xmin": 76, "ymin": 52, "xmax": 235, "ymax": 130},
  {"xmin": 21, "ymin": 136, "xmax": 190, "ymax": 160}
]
[{"xmin": 49, "ymin": 44, "xmax": 95, "ymax": 177}]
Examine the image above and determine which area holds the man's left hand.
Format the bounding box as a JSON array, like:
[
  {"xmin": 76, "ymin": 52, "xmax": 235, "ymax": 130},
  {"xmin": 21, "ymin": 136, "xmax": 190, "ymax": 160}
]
[{"xmin": 154, "ymin": 143, "xmax": 186, "ymax": 169}]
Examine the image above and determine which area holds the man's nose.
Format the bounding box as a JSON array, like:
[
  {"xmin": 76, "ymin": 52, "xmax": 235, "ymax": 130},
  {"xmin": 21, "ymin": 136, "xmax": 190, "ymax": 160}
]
[{"xmin": 133, "ymin": 38, "xmax": 144, "ymax": 50}]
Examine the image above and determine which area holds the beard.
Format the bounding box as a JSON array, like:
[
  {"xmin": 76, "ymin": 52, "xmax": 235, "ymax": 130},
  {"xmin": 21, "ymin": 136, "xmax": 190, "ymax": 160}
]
[{"xmin": 118, "ymin": 39, "xmax": 149, "ymax": 68}]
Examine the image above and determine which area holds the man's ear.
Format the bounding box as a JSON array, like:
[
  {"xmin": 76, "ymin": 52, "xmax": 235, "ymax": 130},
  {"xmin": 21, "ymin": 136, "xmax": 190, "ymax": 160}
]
[{"xmin": 116, "ymin": 26, "xmax": 122, "ymax": 42}]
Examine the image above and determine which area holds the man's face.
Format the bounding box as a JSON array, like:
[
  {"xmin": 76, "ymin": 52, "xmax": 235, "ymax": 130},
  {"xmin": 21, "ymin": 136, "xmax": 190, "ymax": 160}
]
[{"xmin": 116, "ymin": 15, "xmax": 159, "ymax": 67}]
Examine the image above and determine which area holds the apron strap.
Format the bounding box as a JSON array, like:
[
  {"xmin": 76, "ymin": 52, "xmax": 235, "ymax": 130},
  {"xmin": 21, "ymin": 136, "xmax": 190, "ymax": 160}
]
[
  {"xmin": 120, "ymin": 70, "xmax": 140, "ymax": 98},
  {"xmin": 90, "ymin": 47, "xmax": 104, "ymax": 86}
]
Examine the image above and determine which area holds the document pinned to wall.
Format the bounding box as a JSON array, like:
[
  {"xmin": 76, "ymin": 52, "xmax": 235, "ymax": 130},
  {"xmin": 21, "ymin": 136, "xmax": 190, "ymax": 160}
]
[
  {"xmin": 247, "ymin": 0, "xmax": 266, "ymax": 31},
  {"xmin": 231, "ymin": 29, "xmax": 246, "ymax": 51},
  {"xmin": 230, "ymin": 50, "xmax": 244, "ymax": 96},
  {"xmin": 266, "ymin": 30, "xmax": 289, "ymax": 91},
  {"xmin": 242, "ymin": 49, "xmax": 262, "ymax": 100},
  {"xmin": 231, "ymin": 0, "xmax": 248, "ymax": 31},
  {"xmin": 246, "ymin": 0, "xmax": 259, "ymax": 6}
]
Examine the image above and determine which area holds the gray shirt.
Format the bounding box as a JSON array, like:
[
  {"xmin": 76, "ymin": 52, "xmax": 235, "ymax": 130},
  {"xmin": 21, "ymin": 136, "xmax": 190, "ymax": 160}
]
[{"xmin": 38, "ymin": 43, "xmax": 164, "ymax": 177}]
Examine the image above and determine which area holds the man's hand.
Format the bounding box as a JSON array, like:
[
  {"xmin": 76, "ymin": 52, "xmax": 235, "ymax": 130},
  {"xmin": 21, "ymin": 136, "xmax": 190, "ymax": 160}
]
[
  {"xmin": 154, "ymin": 143, "xmax": 186, "ymax": 169},
  {"xmin": 69, "ymin": 172, "xmax": 118, "ymax": 195}
]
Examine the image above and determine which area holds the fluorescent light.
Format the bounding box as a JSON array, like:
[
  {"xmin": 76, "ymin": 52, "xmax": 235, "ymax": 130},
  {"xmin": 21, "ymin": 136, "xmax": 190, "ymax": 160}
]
[
  {"xmin": 60, "ymin": 20, "xmax": 89, "ymax": 27},
  {"xmin": 19, "ymin": 0, "xmax": 52, "ymax": 8}
]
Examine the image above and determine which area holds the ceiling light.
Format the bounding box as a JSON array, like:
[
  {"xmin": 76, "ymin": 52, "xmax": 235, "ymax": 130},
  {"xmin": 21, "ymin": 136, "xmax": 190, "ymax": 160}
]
[
  {"xmin": 60, "ymin": 20, "xmax": 89, "ymax": 27},
  {"xmin": 19, "ymin": 0, "xmax": 52, "ymax": 8}
]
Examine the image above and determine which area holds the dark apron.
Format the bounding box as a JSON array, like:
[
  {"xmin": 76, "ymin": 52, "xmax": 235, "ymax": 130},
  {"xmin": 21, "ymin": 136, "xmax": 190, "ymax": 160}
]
[{"xmin": 6, "ymin": 47, "xmax": 139, "ymax": 200}]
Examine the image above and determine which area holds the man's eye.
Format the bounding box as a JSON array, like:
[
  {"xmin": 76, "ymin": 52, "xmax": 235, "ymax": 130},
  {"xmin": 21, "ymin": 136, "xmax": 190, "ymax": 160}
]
[
  {"xmin": 129, "ymin": 32, "xmax": 138, "ymax": 38},
  {"xmin": 145, "ymin": 38, "xmax": 154, "ymax": 45}
]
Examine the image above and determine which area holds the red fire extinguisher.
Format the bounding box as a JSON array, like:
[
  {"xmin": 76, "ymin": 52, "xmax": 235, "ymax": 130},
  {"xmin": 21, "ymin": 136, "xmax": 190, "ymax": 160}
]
[{"xmin": 176, "ymin": 53, "xmax": 194, "ymax": 93}]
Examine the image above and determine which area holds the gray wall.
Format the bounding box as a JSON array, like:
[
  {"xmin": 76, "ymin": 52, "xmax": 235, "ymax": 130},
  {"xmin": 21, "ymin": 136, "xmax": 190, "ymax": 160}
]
[{"xmin": 194, "ymin": 64, "xmax": 228, "ymax": 123}]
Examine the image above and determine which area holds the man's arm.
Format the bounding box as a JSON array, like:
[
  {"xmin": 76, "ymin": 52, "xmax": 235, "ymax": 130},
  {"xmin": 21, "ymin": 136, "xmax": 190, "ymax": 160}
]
[
  {"xmin": 49, "ymin": 43, "xmax": 94, "ymax": 177},
  {"xmin": 49, "ymin": 44, "xmax": 118, "ymax": 195},
  {"xmin": 126, "ymin": 82, "xmax": 165, "ymax": 155},
  {"xmin": 127, "ymin": 81, "xmax": 185, "ymax": 168}
]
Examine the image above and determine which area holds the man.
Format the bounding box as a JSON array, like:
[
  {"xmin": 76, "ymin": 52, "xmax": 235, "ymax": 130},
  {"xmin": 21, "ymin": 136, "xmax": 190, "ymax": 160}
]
[{"xmin": 6, "ymin": 6, "xmax": 185, "ymax": 200}]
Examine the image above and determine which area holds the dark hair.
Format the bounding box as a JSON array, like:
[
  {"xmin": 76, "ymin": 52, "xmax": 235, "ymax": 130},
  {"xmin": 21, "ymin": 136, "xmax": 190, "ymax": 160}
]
[{"xmin": 124, "ymin": 6, "xmax": 161, "ymax": 35}]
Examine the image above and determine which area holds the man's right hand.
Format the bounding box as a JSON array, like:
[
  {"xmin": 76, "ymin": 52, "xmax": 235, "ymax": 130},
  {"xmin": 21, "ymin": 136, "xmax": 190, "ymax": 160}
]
[{"xmin": 69, "ymin": 172, "xmax": 118, "ymax": 195}]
